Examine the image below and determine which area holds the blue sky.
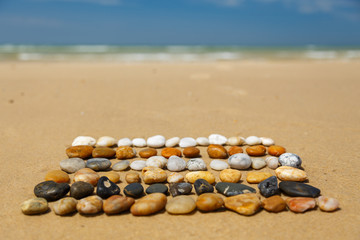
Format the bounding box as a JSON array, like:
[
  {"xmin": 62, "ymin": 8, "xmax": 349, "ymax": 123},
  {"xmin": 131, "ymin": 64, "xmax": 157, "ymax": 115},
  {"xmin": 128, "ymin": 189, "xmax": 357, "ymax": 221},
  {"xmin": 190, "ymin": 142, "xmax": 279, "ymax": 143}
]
[{"xmin": 0, "ymin": 0, "xmax": 359, "ymax": 45}]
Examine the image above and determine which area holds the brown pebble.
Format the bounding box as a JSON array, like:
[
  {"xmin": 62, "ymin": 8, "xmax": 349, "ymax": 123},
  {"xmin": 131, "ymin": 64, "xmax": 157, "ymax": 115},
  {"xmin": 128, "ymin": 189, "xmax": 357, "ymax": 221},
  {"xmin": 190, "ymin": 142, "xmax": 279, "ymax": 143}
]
[
  {"xmin": 130, "ymin": 193, "xmax": 167, "ymax": 216},
  {"xmin": 219, "ymin": 169, "xmax": 242, "ymax": 183},
  {"xmin": 224, "ymin": 193, "xmax": 261, "ymax": 216},
  {"xmin": 125, "ymin": 172, "xmax": 141, "ymax": 183},
  {"xmin": 196, "ymin": 193, "xmax": 224, "ymax": 212},
  {"xmin": 92, "ymin": 147, "xmax": 116, "ymax": 158},
  {"xmin": 103, "ymin": 195, "xmax": 135, "ymax": 215},
  {"xmin": 228, "ymin": 146, "xmax": 243, "ymax": 156},
  {"xmin": 142, "ymin": 166, "xmax": 167, "ymax": 184},
  {"xmin": 116, "ymin": 146, "xmax": 136, "ymax": 159},
  {"xmin": 45, "ymin": 170, "xmax": 70, "ymax": 183},
  {"xmin": 246, "ymin": 172, "xmax": 273, "ymax": 184},
  {"xmin": 183, "ymin": 147, "xmax": 200, "ymax": 158},
  {"xmin": 268, "ymin": 145, "xmax": 286, "ymax": 157},
  {"xmin": 53, "ymin": 197, "xmax": 77, "ymax": 215},
  {"xmin": 261, "ymin": 195, "xmax": 286, "ymax": 212},
  {"xmin": 246, "ymin": 145, "xmax": 266, "ymax": 156},
  {"xmin": 66, "ymin": 145, "xmax": 93, "ymax": 159},
  {"xmin": 77, "ymin": 196, "xmax": 103, "ymax": 215},
  {"xmin": 161, "ymin": 148, "xmax": 182, "ymax": 158},
  {"xmin": 207, "ymin": 144, "xmax": 228, "ymax": 159},
  {"xmin": 73, "ymin": 168, "xmax": 100, "ymax": 186},
  {"xmin": 286, "ymin": 197, "xmax": 316, "ymax": 213},
  {"xmin": 100, "ymin": 172, "xmax": 120, "ymax": 183},
  {"xmin": 139, "ymin": 148, "xmax": 157, "ymax": 158}
]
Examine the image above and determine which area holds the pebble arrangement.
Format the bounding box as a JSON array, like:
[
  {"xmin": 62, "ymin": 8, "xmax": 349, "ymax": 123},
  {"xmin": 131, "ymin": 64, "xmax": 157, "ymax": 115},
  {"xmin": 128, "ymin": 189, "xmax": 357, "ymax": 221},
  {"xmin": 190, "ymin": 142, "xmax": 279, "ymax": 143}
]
[{"xmin": 21, "ymin": 134, "xmax": 340, "ymax": 216}]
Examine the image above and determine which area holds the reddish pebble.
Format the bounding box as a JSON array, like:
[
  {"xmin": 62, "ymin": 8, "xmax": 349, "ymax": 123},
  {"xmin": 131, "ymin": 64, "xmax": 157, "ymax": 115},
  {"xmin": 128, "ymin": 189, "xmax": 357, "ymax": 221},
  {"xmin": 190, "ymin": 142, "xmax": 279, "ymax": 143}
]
[{"xmin": 286, "ymin": 197, "xmax": 316, "ymax": 213}]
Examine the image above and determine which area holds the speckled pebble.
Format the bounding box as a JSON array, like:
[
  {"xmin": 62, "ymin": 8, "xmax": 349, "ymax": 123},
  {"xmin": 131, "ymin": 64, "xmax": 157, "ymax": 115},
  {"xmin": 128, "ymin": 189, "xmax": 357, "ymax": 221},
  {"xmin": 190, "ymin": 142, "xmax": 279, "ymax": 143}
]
[
  {"xmin": 53, "ymin": 197, "xmax": 77, "ymax": 216},
  {"xmin": 228, "ymin": 153, "xmax": 251, "ymax": 170},
  {"xmin": 186, "ymin": 158, "xmax": 207, "ymax": 171},
  {"xmin": 196, "ymin": 137, "xmax": 209, "ymax": 146},
  {"xmin": 210, "ymin": 160, "xmax": 229, "ymax": 171},
  {"xmin": 179, "ymin": 137, "xmax": 197, "ymax": 148},
  {"xmin": 251, "ymin": 158, "xmax": 267, "ymax": 170},
  {"xmin": 142, "ymin": 166, "xmax": 167, "ymax": 184},
  {"xmin": 167, "ymin": 156, "xmax": 187, "ymax": 172},
  {"xmin": 112, "ymin": 160, "xmax": 130, "ymax": 171},
  {"xmin": 166, "ymin": 196, "xmax": 196, "ymax": 215},
  {"xmin": 131, "ymin": 193, "xmax": 167, "ymax": 216},
  {"xmin": 60, "ymin": 158, "xmax": 86, "ymax": 173},
  {"xmin": 165, "ymin": 137, "xmax": 180, "ymax": 147},
  {"xmin": 167, "ymin": 172, "xmax": 184, "ymax": 183},
  {"xmin": 86, "ymin": 158, "xmax": 111, "ymax": 171},
  {"xmin": 169, "ymin": 182, "xmax": 193, "ymax": 197},
  {"xmin": 130, "ymin": 160, "xmax": 147, "ymax": 171},
  {"xmin": 209, "ymin": 134, "xmax": 227, "ymax": 145},
  {"xmin": 77, "ymin": 196, "xmax": 103, "ymax": 215},
  {"xmin": 96, "ymin": 136, "xmax": 116, "ymax": 147},
  {"xmin": 132, "ymin": 138, "xmax": 147, "ymax": 147},
  {"xmin": 116, "ymin": 146, "xmax": 136, "ymax": 159},
  {"xmin": 21, "ymin": 198, "xmax": 48, "ymax": 215},
  {"xmin": 317, "ymin": 196, "xmax": 339, "ymax": 212},
  {"xmin": 147, "ymin": 135, "xmax": 166, "ymax": 148},
  {"xmin": 279, "ymin": 153, "xmax": 302, "ymax": 168},
  {"xmin": 72, "ymin": 136, "xmax": 96, "ymax": 146},
  {"xmin": 258, "ymin": 176, "xmax": 279, "ymax": 197},
  {"xmin": 117, "ymin": 138, "xmax": 133, "ymax": 146}
]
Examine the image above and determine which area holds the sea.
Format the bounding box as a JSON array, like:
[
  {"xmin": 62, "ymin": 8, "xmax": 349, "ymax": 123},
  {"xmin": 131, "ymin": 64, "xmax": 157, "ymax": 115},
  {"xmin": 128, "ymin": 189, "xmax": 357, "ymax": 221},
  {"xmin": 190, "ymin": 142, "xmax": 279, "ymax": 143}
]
[{"xmin": 0, "ymin": 45, "xmax": 360, "ymax": 62}]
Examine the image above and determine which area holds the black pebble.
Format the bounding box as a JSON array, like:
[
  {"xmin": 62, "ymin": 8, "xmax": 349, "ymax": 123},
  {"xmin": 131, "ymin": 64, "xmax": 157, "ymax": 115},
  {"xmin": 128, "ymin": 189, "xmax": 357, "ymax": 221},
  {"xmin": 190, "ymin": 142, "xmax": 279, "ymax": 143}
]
[
  {"xmin": 215, "ymin": 182, "xmax": 256, "ymax": 196},
  {"xmin": 258, "ymin": 176, "xmax": 279, "ymax": 198},
  {"xmin": 169, "ymin": 182, "xmax": 193, "ymax": 197},
  {"xmin": 194, "ymin": 179, "xmax": 214, "ymax": 195},
  {"xmin": 279, "ymin": 181, "xmax": 320, "ymax": 198},
  {"xmin": 70, "ymin": 181, "xmax": 94, "ymax": 199},
  {"xmin": 96, "ymin": 176, "xmax": 120, "ymax": 199},
  {"xmin": 124, "ymin": 183, "xmax": 144, "ymax": 198},
  {"xmin": 146, "ymin": 184, "xmax": 168, "ymax": 195},
  {"xmin": 34, "ymin": 181, "xmax": 70, "ymax": 201}
]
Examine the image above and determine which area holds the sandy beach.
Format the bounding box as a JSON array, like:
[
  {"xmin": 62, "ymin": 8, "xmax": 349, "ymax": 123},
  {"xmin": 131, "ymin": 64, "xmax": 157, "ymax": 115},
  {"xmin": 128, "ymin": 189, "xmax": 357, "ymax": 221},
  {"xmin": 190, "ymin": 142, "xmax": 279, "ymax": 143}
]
[{"xmin": 0, "ymin": 60, "xmax": 359, "ymax": 240}]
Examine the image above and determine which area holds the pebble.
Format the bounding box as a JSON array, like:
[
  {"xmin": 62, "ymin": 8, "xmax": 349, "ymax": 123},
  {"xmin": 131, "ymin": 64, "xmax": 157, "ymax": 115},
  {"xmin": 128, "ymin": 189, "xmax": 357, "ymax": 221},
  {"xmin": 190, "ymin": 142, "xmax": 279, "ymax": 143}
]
[
  {"xmin": 169, "ymin": 182, "xmax": 193, "ymax": 197},
  {"xmin": 132, "ymin": 138, "xmax": 147, "ymax": 147},
  {"xmin": 130, "ymin": 193, "xmax": 167, "ymax": 216},
  {"xmin": 251, "ymin": 158, "xmax": 267, "ymax": 169},
  {"xmin": 146, "ymin": 183, "xmax": 168, "ymax": 195},
  {"xmin": 228, "ymin": 153, "xmax": 251, "ymax": 170},
  {"xmin": 112, "ymin": 160, "xmax": 130, "ymax": 171},
  {"xmin": 187, "ymin": 158, "xmax": 207, "ymax": 171},
  {"xmin": 34, "ymin": 181, "xmax": 70, "ymax": 201},
  {"xmin": 96, "ymin": 136, "xmax": 116, "ymax": 147},
  {"xmin": 279, "ymin": 181, "xmax": 321, "ymax": 197},
  {"xmin": 142, "ymin": 166, "xmax": 167, "ymax": 184},
  {"xmin": 53, "ymin": 197, "xmax": 77, "ymax": 215},
  {"xmin": 261, "ymin": 195, "xmax": 286, "ymax": 212},
  {"xmin": 77, "ymin": 196, "xmax": 103, "ymax": 215},
  {"xmin": 194, "ymin": 179, "xmax": 214, "ymax": 195},
  {"xmin": 103, "ymin": 195, "xmax": 135, "ymax": 215},
  {"xmin": 73, "ymin": 168, "xmax": 100, "ymax": 186},
  {"xmin": 209, "ymin": 134, "xmax": 227, "ymax": 145},
  {"xmin": 246, "ymin": 172, "xmax": 273, "ymax": 184},
  {"xmin": 96, "ymin": 176, "xmax": 120, "ymax": 199},
  {"xmin": 228, "ymin": 146, "xmax": 243, "ymax": 156},
  {"xmin": 210, "ymin": 160, "xmax": 229, "ymax": 171},
  {"xmin": 219, "ymin": 169, "xmax": 242, "ymax": 183},
  {"xmin": 196, "ymin": 137, "xmax": 209, "ymax": 146},
  {"xmin": 275, "ymin": 166, "xmax": 307, "ymax": 181},
  {"xmin": 246, "ymin": 145, "xmax": 266, "ymax": 156},
  {"xmin": 146, "ymin": 156, "xmax": 167, "ymax": 168},
  {"xmin": 92, "ymin": 147, "xmax": 116, "ymax": 158},
  {"xmin": 258, "ymin": 176, "xmax": 279, "ymax": 197},
  {"xmin": 245, "ymin": 136, "xmax": 262, "ymax": 146},
  {"xmin": 185, "ymin": 171, "xmax": 215, "ymax": 184},
  {"xmin": 147, "ymin": 135, "xmax": 166, "ymax": 148},
  {"xmin": 179, "ymin": 137, "xmax": 197, "ymax": 148},
  {"xmin": 130, "ymin": 160, "xmax": 146, "ymax": 171},
  {"xmin": 286, "ymin": 197, "xmax": 316, "ymax": 213},
  {"xmin": 224, "ymin": 193, "xmax": 261, "ymax": 215},
  {"xmin": 124, "ymin": 183, "xmax": 144, "ymax": 198},
  {"xmin": 161, "ymin": 147, "xmax": 182, "ymax": 158},
  {"xmin": 268, "ymin": 145, "xmax": 286, "ymax": 157},
  {"xmin": 100, "ymin": 172, "xmax": 120, "ymax": 183},
  {"xmin": 45, "ymin": 170, "xmax": 70, "ymax": 183},
  {"xmin": 166, "ymin": 196, "xmax": 196, "ymax": 215},
  {"xmin": 317, "ymin": 196, "xmax": 340, "ymax": 212},
  {"xmin": 86, "ymin": 158, "xmax": 111, "ymax": 171},
  {"xmin": 70, "ymin": 181, "xmax": 94, "ymax": 199},
  {"xmin": 167, "ymin": 172, "xmax": 184, "ymax": 183},
  {"xmin": 60, "ymin": 158, "xmax": 86, "ymax": 173},
  {"xmin": 227, "ymin": 136, "xmax": 245, "ymax": 146},
  {"xmin": 183, "ymin": 147, "xmax": 200, "ymax": 158},
  {"xmin": 196, "ymin": 193, "xmax": 224, "ymax": 212},
  {"xmin": 260, "ymin": 137, "xmax": 275, "ymax": 146},
  {"xmin": 117, "ymin": 138, "xmax": 133, "ymax": 146},
  {"xmin": 165, "ymin": 137, "xmax": 180, "ymax": 147},
  {"xmin": 215, "ymin": 182, "xmax": 256, "ymax": 196},
  {"xmin": 21, "ymin": 198, "xmax": 48, "ymax": 215},
  {"xmin": 116, "ymin": 146, "xmax": 136, "ymax": 159},
  {"xmin": 207, "ymin": 144, "xmax": 228, "ymax": 159},
  {"xmin": 125, "ymin": 172, "xmax": 141, "ymax": 183},
  {"xmin": 279, "ymin": 153, "xmax": 302, "ymax": 168},
  {"xmin": 72, "ymin": 136, "xmax": 96, "ymax": 146},
  {"xmin": 139, "ymin": 148, "xmax": 157, "ymax": 158},
  {"xmin": 66, "ymin": 145, "xmax": 93, "ymax": 159},
  {"xmin": 167, "ymin": 156, "xmax": 187, "ymax": 171},
  {"xmin": 265, "ymin": 156, "xmax": 279, "ymax": 169}
]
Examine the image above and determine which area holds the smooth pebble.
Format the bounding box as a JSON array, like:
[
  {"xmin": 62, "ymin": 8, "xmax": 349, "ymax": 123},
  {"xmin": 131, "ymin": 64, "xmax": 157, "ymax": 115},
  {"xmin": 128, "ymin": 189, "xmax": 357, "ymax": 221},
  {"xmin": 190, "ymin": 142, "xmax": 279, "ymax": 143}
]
[
  {"xmin": 166, "ymin": 196, "xmax": 196, "ymax": 215},
  {"xmin": 228, "ymin": 153, "xmax": 252, "ymax": 170},
  {"xmin": 70, "ymin": 181, "xmax": 94, "ymax": 199},
  {"xmin": 286, "ymin": 197, "xmax": 316, "ymax": 213},
  {"xmin": 210, "ymin": 160, "xmax": 229, "ymax": 171},
  {"xmin": 245, "ymin": 136, "xmax": 262, "ymax": 145},
  {"xmin": 147, "ymin": 135, "xmax": 166, "ymax": 148},
  {"xmin": 227, "ymin": 136, "xmax": 245, "ymax": 146},
  {"xmin": 196, "ymin": 193, "xmax": 224, "ymax": 212},
  {"xmin": 60, "ymin": 158, "xmax": 86, "ymax": 173},
  {"xmin": 165, "ymin": 137, "xmax": 180, "ymax": 147},
  {"xmin": 45, "ymin": 170, "xmax": 70, "ymax": 183},
  {"xmin": 132, "ymin": 138, "xmax": 147, "ymax": 147},
  {"xmin": 86, "ymin": 158, "xmax": 111, "ymax": 171},
  {"xmin": 92, "ymin": 147, "xmax": 116, "ymax": 158},
  {"xmin": 167, "ymin": 172, "xmax": 184, "ymax": 183},
  {"xmin": 251, "ymin": 158, "xmax": 267, "ymax": 170},
  {"xmin": 317, "ymin": 196, "xmax": 339, "ymax": 212},
  {"xmin": 258, "ymin": 176, "xmax": 279, "ymax": 197},
  {"xmin": 124, "ymin": 183, "xmax": 144, "ymax": 198},
  {"xmin": 77, "ymin": 196, "xmax": 103, "ymax": 215},
  {"xmin": 167, "ymin": 156, "xmax": 187, "ymax": 172},
  {"xmin": 116, "ymin": 146, "xmax": 136, "ymax": 159},
  {"xmin": 125, "ymin": 172, "xmax": 141, "ymax": 183},
  {"xmin": 219, "ymin": 169, "xmax": 241, "ymax": 183},
  {"xmin": 209, "ymin": 134, "xmax": 227, "ymax": 145},
  {"xmin": 146, "ymin": 156, "xmax": 167, "ymax": 168},
  {"xmin": 117, "ymin": 138, "xmax": 132, "ymax": 147},
  {"xmin": 53, "ymin": 197, "xmax": 77, "ymax": 216},
  {"xmin": 224, "ymin": 193, "xmax": 261, "ymax": 215},
  {"xmin": 196, "ymin": 137, "xmax": 209, "ymax": 146},
  {"xmin": 103, "ymin": 195, "xmax": 135, "ymax": 215},
  {"xmin": 187, "ymin": 158, "xmax": 207, "ymax": 171},
  {"xmin": 112, "ymin": 160, "xmax": 130, "ymax": 171},
  {"xmin": 130, "ymin": 160, "xmax": 146, "ymax": 171},
  {"xmin": 185, "ymin": 171, "xmax": 215, "ymax": 184},
  {"xmin": 279, "ymin": 181, "xmax": 320, "ymax": 198},
  {"xmin": 179, "ymin": 137, "xmax": 197, "ymax": 148},
  {"xmin": 142, "ymin": 166, "xmax": 167, "ymax": 184},
  {"xmin": 21, "ymin": 198, "xmax": 48, "ymax": 215},
  {"xmin": 96, "ymin": 136, "xmax": 116, "ymax": 147},
  {"xmin": 215, "ymin": 182, "xmax": 256, "ymax": 196},
  {"xmin": 34, "ymin": 181, "xmax": 70, "ymax": 201},
  {"xmin": 261, "ymin": 195, "xmax": 286, "ymax": 212},
  {"xmin": 265, "ymin": 156, "xmax": 279, "ymax": 169},
  {"xmin": 194, "ymin": 179, "xmax": 214, "ymax": 195},
  {"xmin": 73, "ymin": 168, "xmax": 100, "ymax": 186},
  {"xmin": 66, "ymin": 145, "xmax": 93, "ymax": 159},
  {"xmin": 130, "ymin": 193, "xmax": 167, "ymax": 216},
  {"xmin": 146, "ymin": 183, "xmax": 168, "ymax": 195},
  {"xmin": 275, "ymin": 166, "xmax": 307, "ymax": 182},
  {"xmin": 207, "ymin": 144, "xmax": 228, "ymax": 159},
  {"xmin": 96, "ymin": 176, "xmax": 120, "ymax": 199},
  {"xmin": 260, "ymin": 137, "xmax": 275, "ymax": 146},
  {"xmin": 169, "ymin": 182, "xmax": 193, "ymax": 197},
  {"xmin": 72, "ymin": 136, "xmax": 96, "ymax": 146}
]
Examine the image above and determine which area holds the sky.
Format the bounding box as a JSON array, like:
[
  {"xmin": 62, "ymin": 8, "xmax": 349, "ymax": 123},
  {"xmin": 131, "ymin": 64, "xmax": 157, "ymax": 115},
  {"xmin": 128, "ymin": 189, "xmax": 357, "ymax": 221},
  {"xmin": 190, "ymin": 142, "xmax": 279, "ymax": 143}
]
[{"xmin": 0, "ymin": 0, "xmax": 360, "ymax": 45}]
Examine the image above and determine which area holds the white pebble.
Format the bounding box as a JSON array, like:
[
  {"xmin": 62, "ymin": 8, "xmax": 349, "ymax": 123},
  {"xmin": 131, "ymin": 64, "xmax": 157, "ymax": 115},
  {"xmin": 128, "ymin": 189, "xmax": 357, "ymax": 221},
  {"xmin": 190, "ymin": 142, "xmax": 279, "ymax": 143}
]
[
  {"xmin": 265, "ymin": 156, "xmax": 279, "ymax": 169},
  {"xmin": 167, "ymin": 156, "xmax": 187, "ymax": 172},
  {"xmin": 186, "ymin": 158, "xmax": 207, "ymax": 171},
  {"xmin": 96, "ymin": 136, "xmax": 116, "ymax": 147},
  {"xmin": 112, "ymin": 160, "xmax": 130, "ymax": 171},
  {"xmin": 227, "ymin": 136, "xmax": 245, "ymax": 146},
  {"xmin": 210, "ymin": 160, "xmax": 229, "ymax": 171},
  {"xmin": 146, "ymin": 156, "xmax": 167, "ymax": 168},
  {"xmin": 196, "ymin": 137, "xmax": 209, "ymax": 146},
  {"xmin": 132, "ymin": 138, "xmax": 147, "ymax": 147},
  {"xmin": 167, "ymin": 172, "xmax": 184, "ymax": 183},
  {"xmin": 245, "ymin": 136, "xmax": 262, "ymax": 145},
  {"xmin": 228, "ymin": 153, "xmax": 252, "ymax": 170},
  {"xmin": 260, "ymin": 137, "xmax": 275, "ymax": 146},
  {"xmin": 209, "ymin": 134, "xmax": 227, "ymax": 145},
  {"xmin": 279, "ymin": 153, "xmax": 302, "ymax": 168},
  {"xmin": 60, "ymin": 158, "xmax": 85, "ymax": 173},
  {"xmin": 179, "ymin": 137, "xmax": 197, "ymax": 148},
  {"xmin": 117, "ymin": 138, "xmax": 132, "ymax": 147},
  {"xmin": 251, "ymin": 158, "xmax": 266, "ymax": 170},
  {"xmin": 147, "ymin": 135, "xmax": 166, "ymax": 148},
  {"xmin": 72, "ymin": 136, "xmax": 96, "ymax": 146},
  {"xmin": 130, "ymin": 160, "xmax": 146, "ymax": 171},
  {"xmin": 165, "ymin": 137, "xmax": 180, "ymax": 147}
]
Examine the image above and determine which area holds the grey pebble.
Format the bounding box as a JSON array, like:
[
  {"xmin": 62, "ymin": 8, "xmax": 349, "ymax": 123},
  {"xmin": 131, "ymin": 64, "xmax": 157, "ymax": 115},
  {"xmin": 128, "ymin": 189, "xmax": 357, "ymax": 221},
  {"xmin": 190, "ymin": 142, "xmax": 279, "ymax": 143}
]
[
  {"xmin": 86, "ymin": 158, "xmax": 111, "ymax": 171},
  {"xmin": 60, "ymin": 158, "xmax": 85, "ymax": 173}
]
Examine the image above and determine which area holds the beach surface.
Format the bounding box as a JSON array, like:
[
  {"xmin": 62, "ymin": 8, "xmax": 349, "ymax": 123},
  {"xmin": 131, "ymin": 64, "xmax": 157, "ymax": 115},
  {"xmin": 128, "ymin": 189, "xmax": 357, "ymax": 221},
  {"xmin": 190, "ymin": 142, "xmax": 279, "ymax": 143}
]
[{"xmin": 0, "ymin": 61, "xmax": 359, "ymax": 240}]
